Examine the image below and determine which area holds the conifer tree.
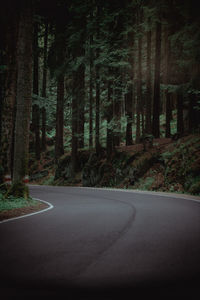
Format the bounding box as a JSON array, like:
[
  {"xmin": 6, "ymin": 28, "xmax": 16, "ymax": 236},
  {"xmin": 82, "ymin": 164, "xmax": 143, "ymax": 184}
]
[{"xmin": 12, "ymin": 3, "xmax": 33, "ymax": 197}]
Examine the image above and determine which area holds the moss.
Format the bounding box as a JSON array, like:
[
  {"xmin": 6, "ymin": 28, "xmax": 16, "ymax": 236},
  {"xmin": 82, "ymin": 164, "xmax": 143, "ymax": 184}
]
[{"xmin": 6, "ymin": 182, "xmax": 29, "ymax": 200}]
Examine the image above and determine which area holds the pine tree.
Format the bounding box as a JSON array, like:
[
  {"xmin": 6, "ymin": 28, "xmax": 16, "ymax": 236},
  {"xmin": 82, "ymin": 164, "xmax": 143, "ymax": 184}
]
[
  {"xmin": 136, "ymin": 9, "xmax": 142, "ymax": 143},
  {"xmin": 41, "ymin": 21, "xmax": 48, "ymax": 151},
  {"xmin": 0, "ymin": 14, "xmax": 18, "ymax": 181},
  {"xmin": 55, "ymin": 22, "xmax": 65, "ymax": 160},
  {"xmin": 12, "ymin": 3, "xmax": 33, "ymax": 197},
  {"xmin": 164, "ymin": 28, "xmax": 172, "ymax": 138},
  {"xmin": 32, "ymin": 20, "xmax": 40, "ymax": 160},
  {"xmin": 145, "ymin": 17, "xmax": 152, "ymax": 135},
  {"xmin": 152, "ymin": 20, "xmax": 161, "ymax": 138}
]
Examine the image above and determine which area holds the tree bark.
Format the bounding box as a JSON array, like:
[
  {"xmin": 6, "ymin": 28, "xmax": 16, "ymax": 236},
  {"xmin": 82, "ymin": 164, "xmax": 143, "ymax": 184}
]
[
  {"xmin": 136, "ymin": 34, "xmax": 142, "ymax": 143},
  {"xmin": 152, "ymin": 21, "xmax": 161, "ymax": 138},
  {"xmin": 177, "ymin": 93, "xmax": 184, "ymax": 135},
  {"xmin": 145, "ymin": 26, "xmax": 152, "ymax": 134},
  {"xmin": 164, "ymin": 28, "xmax": 172, "ymax": 138},
  {"xmin": 55, "ymin": 75, "xmax": 64, "ymax": 159},
  {"xmin": 165, "ymin": 93, "xmax": 171, "ymax": 137},
  {"xmin": 77, "ymin": 63, "xmax": 85, "ymax": 149},
  {"xmin": 41, "ymin": 21, "xmax": 48, "ymax": 151},
  {"xmin": 107, "ymin": 80, "xmax": 114, "ymax": 159},
  {"xmin": 125, "ymin": 90, "xmax": 133, "ymax": 146},
  {"xmin": 32, "ymin": 21, "xmax": 40, "ymax": 160},
  {"xmin": 0, "ymin": 18, "xmax": 18, "ymax": 179},
  {"xmin": 71, "ymin": 74, "xmax": 78, "ymax": 176},
  {"xmin": 13, "ymin": 4, "xmax": 33, "ymax": 190},
  {"xmin": 113, "ymin": 87, "xmax": 122, "ymax": 147},
  {"xmin": 89, "ymin": 27, "xmax": 93, "ymax": 149},
  {"xmin": 125, "ymin": 29, "xmax": 134, "ymax": 146},
  {"xmin": 95, "ymin": 5, "xmax": 101, "ymax": 155},
  {"xmin": 55, "ymin": 23, "xmax": 65, "ymax": 160}
]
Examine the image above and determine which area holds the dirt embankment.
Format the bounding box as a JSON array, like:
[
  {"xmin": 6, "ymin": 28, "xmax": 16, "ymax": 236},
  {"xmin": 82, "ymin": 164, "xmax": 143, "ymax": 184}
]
[{"xmin": 29, "ymin": 134, "xmax": 200, "ymax": 196}]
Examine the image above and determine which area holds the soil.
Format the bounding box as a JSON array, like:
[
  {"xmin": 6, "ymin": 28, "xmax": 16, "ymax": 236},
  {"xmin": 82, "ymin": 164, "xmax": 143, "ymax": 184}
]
[{"xmin": 0, "ymin": 201, "xmax": 49, "ymax": 222}]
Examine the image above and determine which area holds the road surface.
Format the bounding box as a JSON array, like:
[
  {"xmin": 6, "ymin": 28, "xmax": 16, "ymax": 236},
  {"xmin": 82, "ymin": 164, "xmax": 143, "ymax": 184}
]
[{"xmin": 0, "ymin": 186, "xmax": 200, "ymax": 298}]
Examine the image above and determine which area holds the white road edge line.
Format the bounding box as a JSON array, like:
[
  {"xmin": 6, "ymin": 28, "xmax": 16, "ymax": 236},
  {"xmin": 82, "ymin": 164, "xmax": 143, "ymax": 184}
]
[{"xmin": 0, "ymin": 198, "xmax": 54, "ymax": 224}]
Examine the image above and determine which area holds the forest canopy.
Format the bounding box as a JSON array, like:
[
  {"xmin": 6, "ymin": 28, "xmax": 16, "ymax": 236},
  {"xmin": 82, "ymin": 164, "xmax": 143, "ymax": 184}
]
[{"xmin": 0, "ymin": 0, "xmax": 200, "ymax": 195}]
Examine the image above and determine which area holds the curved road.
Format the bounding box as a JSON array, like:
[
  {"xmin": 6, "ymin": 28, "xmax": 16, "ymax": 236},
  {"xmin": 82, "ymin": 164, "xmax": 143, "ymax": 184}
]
[{"xmin": 0, "ymin": 186, "xmax": 200, "ymax": 298}]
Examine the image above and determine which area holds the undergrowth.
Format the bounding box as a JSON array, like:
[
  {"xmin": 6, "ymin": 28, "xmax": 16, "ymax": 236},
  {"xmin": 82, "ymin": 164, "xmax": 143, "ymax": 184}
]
[{"xmin": 0, "ymin": 192, "xmax": 37, "ymax": 211}]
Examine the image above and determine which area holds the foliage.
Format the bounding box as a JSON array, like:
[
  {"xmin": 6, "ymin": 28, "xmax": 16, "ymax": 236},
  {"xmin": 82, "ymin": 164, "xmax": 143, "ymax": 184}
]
[{"xmin": 0, "ymin": 193, "xmax": 37, "ymax": 211}]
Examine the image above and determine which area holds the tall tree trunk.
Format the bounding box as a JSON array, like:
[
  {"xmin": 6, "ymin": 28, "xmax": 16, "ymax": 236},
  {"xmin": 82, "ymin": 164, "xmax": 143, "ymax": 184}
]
[
  {"xmin": 55, "ymin": 23, "xmax": 65, "ymax": 160},
  {"xmin": 152, "ymin": 21, "xmax": 161, "ymax": 138},
  {"xmin": 55, "ymin": 75, "xmax": 64, "ymax": 159},
  {"xmin": 164, "ymin": 28, "xmax": 171, "ymax": 138},
  {"xmin": 1, "ymin": 20, "xmax": 18, "ymax": 180},
  {"xmin": 113, "ymin": 86, "xmax": 122, "ymax": 147},
  {"xmin": 145, "ymin": 26, "xmax": 152, "ymax": 134},
  {"xmin": 165, "ymin": 93, "xmax": 171, "ymax": 137},
  {"xmin": 125, "ymin": 90, "xmax": 133, "ymax": 146},
  {"xmin": 71, "ymin": 74, "xmax": 78, "ymax": 176},
  {"xmin": 107, "ymin": 80, "xmax": 114, "ymax": 159},
  {"xmin": 136, "ymin": 34, "xmax": 142, "ymax": 143},
  {"xmin": 125, "ymin": 30, "xmax": 134, "ymax": 146},
  {"xmin": 77, "ymin": 16, "xmax": 86, "ymax": 149},
  {"xmin": 95, "ymin": 5, "xmax": 100, "ymax": 155},
  {"xmin": 77, "ymin": 63, "xmax": 85, "ymax": 149},
  {"xmin": 89, "ymin": 29, "xmax": 93, "ymax": 149},
  {"xmin": 188, "ymin": 96, "xmax": 199, "ymax": 133},
  {"xmin": 177, "ymin": 93, "xmax": 184, "ymax": 135},
  {"xmin": 12, "ymin": 4, "xmax": 33, "ymax": 195},
  {"xmin": 32, "ymin": 21, "xmax": 40, "ymax": 160},
  {"xmin": 41, "ymin": 21, "xmax": 48, "ymax": 151}
]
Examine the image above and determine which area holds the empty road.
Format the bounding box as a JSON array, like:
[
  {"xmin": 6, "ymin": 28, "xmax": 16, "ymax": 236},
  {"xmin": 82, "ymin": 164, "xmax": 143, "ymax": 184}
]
[{"xmin": 0, "ymin": 186, "xmax": 200, "ymax": 298}]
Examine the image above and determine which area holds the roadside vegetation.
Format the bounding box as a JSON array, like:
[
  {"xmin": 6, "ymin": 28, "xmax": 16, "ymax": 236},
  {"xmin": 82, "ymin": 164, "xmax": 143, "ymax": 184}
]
[
  {"xmin": 30, "ymin": 134, "xmax": 200, "ymax": 196},
  {"xmin": 0, "ymin": 191, "xmax": 48, "ymax": 221},
  {"xmin": 0, "ymin": 192, "xmax": 37, "ymax": 211}
]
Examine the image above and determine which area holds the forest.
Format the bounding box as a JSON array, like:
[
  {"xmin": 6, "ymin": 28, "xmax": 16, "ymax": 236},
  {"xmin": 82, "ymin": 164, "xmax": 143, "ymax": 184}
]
[{"xmin": 0, "ymin": 0, "xmax": 200, "ymax": 203}]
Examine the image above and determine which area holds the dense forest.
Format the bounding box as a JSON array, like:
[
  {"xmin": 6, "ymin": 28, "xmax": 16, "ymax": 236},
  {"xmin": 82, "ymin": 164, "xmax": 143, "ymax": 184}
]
[{"xmin": 0, "ymin": 0, "xmax": 200, "ymax": 198}]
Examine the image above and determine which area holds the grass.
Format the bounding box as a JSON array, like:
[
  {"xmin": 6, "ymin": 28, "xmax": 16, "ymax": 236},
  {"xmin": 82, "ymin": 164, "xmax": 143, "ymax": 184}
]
[{"xmin": 0, "ymin": 192, "xmax": 38, "ymax": 211}]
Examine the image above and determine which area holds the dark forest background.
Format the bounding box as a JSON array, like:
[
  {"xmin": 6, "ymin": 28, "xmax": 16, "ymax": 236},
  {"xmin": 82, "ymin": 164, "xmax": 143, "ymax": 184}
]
[{"xmin": 0, "ymin": 0, "xmax": 200, "ymax": 197}]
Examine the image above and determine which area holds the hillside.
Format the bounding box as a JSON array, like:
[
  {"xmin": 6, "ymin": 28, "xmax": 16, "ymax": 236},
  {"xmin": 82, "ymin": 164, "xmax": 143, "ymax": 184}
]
[{"xmin": 30, "ymin": 134, "xmax": 200, "ymax": 196}]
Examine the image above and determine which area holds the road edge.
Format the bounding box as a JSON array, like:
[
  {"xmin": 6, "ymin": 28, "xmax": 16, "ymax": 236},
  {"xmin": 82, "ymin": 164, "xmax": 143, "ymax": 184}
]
[
  {"xmin": 0, "ymin": 198, "xmax": 54, "ymax": 224},
  {"xmin": 73, "ymin": 186, "xmax": 200, "ymax": 203}
]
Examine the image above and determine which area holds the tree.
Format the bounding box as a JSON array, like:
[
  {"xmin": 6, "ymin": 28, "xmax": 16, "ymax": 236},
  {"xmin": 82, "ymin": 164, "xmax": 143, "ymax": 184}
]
[
  {"xmin": 106, "ymin": 78, "xmax": 114, "ymax": 159},
  {"xmin": 163, "ymin": 27, "xmax": 172, "ymax": 138},
  {"xmin": 0, "ymin": 10, "xmax": 18, "ymax": 183},
  {"xmin": 177, "ymin": 92, "xmax": 184, "ymax": 135},
  {"xmin": 136, "ymin": 8, "xmax": 142, "ymax": 143},
  {"xmin": 145, "ymin": 17, "xmax": 152, "ymax": 135},
  {"xmin": 55, "ymin": 74, "xmax": 65, "ymax": 160},
  {"xmin": 125, "ymin": 27, "xmax": 134, "ymax": 146},
  {"xmin": 71, "ymin": 71, "xmax": 78, "ymax": 176},
  {"xmin": 12, "ymin": 3, "xmax": 33, "ymax": 197},
  {"xmin": 32, "ymin": 20, "xmax": 40, "ymax": 160},
  {"xmin": 152, "ymin": 20, "xmax": 161, "ymax": 138},
  {"xmin": 95, "ymin": 3, "xmax": 101, "ymax": 155},
  {"xmin": 41, "ymin": 21, "xmax": 48, "ymax": 151},
  {"xmin": 77, "ymin": 19, "xmax": 86, "ymax": 150},
  {"xmin": 55, "ymin": 23, "xmax": 65, "ymax": 160},
  {"xmin": 89, "ymin": 30, "xmax": 94, "ymax": 149}
]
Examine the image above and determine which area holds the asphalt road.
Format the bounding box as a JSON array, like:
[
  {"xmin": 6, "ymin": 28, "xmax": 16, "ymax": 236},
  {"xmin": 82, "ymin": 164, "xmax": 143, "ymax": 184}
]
[{"xmin": 0, "ymin": 186, "xmax": 200, "ymax": 298}]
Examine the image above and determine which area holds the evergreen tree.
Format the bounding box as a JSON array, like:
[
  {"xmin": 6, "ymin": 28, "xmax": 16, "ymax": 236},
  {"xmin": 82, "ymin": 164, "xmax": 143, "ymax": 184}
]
[
  {"xmin": 32, "ymin": 20, "xmax": 40, "ymax": 160},
  {"xmin": 41, "ymin": 21, "xmax": 48, "ymax": 151},
  {"xmin": 152, "ymin": 20, "xmax": 161, "ymax": 138},
  {"xmin": 0, "ymin": 10, "xmax": 18, "ymax": 181},
  {"xmin": 12, "ymin": 2, "xmax": 33, "ymax": 197}
]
